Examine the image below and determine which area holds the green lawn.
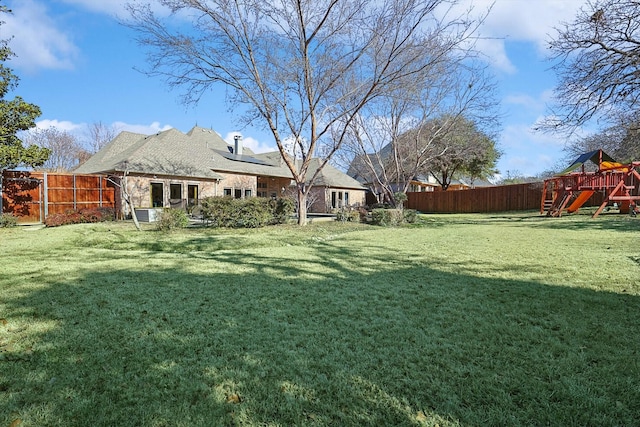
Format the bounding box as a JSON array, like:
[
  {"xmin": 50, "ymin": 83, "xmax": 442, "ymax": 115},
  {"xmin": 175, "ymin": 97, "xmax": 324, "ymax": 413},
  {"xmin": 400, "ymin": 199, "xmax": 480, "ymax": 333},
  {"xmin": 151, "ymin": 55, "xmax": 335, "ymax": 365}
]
[{"xmin": 2, "ymin": 212, "xmax": 640, "ymax": 426}]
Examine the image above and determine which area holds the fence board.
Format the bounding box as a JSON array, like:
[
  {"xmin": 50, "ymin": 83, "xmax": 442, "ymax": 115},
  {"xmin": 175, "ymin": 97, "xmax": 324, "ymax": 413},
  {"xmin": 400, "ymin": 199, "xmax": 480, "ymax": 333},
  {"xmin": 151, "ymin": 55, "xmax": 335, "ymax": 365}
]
[
  {"xmin": 1, "ymin": 171, "xmax": 117, "ymax": 223},
  {"xmin": 407, "ymin": 183, "xmax": 546, "ymax": 213}
]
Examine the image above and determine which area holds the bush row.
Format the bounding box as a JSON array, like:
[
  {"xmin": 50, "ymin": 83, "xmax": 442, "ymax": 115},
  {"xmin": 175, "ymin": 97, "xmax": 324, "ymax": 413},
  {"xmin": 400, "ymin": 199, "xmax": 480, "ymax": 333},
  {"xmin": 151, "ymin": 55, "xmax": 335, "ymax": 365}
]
[
  {"xmin": 370, "ymin": 208, "xmax": 417, "ymax": 226},
  {"xmin": 45, "ymin": 207, "xmax": 115, "ymax": 227},
  {"xmin": 199, "ymin": 196, "xmax": 294, "ymax": 228}
]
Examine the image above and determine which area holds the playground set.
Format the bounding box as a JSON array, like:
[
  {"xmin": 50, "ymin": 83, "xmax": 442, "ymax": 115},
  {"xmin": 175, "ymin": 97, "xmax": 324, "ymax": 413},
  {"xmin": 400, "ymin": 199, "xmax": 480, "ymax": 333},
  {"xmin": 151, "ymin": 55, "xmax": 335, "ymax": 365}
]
[{"xmin": 541, "ymin": 149, "xmax": 640, "ymax": 217}]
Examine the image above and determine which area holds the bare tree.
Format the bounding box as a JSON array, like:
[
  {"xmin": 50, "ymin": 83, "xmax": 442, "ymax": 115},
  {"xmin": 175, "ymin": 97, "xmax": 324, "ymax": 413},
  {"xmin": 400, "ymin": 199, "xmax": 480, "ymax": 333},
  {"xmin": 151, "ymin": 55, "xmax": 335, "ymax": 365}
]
[
  {"xmin": 339, "ymin": 47, "xmax": 500, "ymax": 203},
  {"xmin": 564, "ymin": 113, "xmax": 640, "ymax": 164},
  {"xmin": 542, "ymin": 0, "xmax": 640, "ymax": 132},
  {"xmin": 125, "ymin": 0, "xmax": 484, "ymax": 224},
  {"xmin": 24, "ymin": 127, "xmax": 86, "ymax": 172},
  {"xmin": 86, "ymin": 121, "xmax": 117, "ymax": 154}
]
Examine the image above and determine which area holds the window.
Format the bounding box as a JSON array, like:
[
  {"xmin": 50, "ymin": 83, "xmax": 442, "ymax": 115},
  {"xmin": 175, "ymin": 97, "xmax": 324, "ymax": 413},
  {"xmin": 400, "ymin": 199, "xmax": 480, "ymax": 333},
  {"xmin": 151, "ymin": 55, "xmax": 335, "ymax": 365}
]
[
  {"xmin": 169, "ymin": 183, "xmax": 182, "ymax": 208},
  {"xmin": 331, "ymin": 191, "xmax": 347, "ymax": 209},
  {"xmin": 257, "ymin": 182, "xmax": 267, "ymax": 189},
  {"xmin": 244, "ymin": 189, "xmax": 252, "ymax": 198},
  {"xmin": 234, "ymin": 189, "xmax": 242, "ymax": 199},
  {"xmin": 258, "ymin": 191, "xmax": 268, "ymax": 198},
  {"xmin": 151, "ymin": 183, "xmax": 163, "ymax": 207},
  {"xmin": 223, "ymin": 188, "xmax": 232, "ymax": 196},
  {"xmin": 170, "ymin": 183, "xmax": 182, "ymax": 200}
]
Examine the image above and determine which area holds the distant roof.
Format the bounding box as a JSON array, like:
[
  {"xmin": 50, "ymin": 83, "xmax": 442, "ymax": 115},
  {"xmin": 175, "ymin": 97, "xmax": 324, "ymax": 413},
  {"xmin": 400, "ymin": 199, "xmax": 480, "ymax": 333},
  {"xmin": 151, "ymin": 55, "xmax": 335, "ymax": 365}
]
[{"xmin": 304, "ymin": 158, "xmax": 366, "ymax": 190}]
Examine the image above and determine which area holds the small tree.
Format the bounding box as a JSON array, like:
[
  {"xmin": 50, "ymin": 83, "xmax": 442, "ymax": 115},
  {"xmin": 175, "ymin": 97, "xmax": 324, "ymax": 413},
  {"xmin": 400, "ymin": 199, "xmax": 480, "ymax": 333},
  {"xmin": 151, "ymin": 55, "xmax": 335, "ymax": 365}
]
[{"xmin": 425, "ymin": 116, "xmax": 499, "ymax": 190}]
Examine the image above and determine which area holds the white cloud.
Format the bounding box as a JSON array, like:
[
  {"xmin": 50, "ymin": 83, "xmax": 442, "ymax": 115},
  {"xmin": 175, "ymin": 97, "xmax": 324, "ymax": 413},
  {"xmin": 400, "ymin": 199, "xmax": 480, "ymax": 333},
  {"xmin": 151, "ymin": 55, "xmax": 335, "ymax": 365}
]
[
  {"xmin": 223, "ymin": 132, "xmax": 276, "ymax": 154},
  {"xmin": 4, "ymin": 0, "xmax": 79, "ymax": 72},
  {"xmin": 34, "ymin": 119, "xmax": 83, "ymax": 132},
  {"xmin": 455, "ymin": 0, "xmax": 588, "ymax": 72}
]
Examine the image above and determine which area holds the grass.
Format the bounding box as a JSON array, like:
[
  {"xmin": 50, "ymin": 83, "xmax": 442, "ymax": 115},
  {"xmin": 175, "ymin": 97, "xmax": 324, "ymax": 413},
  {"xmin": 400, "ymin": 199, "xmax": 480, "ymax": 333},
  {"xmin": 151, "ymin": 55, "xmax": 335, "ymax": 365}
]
[{"xmin": 1, "ymin": 211, "xmax": 640, "ymax": 426}]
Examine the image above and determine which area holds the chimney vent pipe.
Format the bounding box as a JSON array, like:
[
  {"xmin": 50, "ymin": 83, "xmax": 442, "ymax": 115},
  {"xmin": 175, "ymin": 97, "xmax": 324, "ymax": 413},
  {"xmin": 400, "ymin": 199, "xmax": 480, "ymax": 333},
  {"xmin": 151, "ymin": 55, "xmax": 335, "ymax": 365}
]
[{"xmin": 233, "ymin": 135, "xmax": 243, "ymax": 156}]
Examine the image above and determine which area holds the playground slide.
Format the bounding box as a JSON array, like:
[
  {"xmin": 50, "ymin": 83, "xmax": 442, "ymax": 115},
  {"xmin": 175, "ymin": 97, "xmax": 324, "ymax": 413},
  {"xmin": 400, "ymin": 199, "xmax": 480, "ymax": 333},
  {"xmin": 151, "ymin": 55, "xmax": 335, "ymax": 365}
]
[{"xmin": 567, "ymin": 190, "xmax": 594, "ymax": 213}]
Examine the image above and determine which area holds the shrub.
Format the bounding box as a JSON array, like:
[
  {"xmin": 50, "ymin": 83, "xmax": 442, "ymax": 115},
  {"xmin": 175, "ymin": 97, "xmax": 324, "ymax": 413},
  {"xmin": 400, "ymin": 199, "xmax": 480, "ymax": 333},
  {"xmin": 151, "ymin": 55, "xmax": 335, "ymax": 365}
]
[
  {"xmin": 156, "ymin": 208, "xmax": 189, "ymax": 231},
  {"xmin": 371, "ymin": 208, "xmax": 404, "ymax": 226},
  {"xmin": 0, "ymin": 213, "xmax": 18, "ymax": 228},
  {"xmin": 233, "ymin": 198, "xmax": 272, "ymax": 228},
  {"xmin": 96, "ymin": 207, "xmax": 116, "ymax": 221},
  {"xmin": 199, "ymin": 196, "xmax": 293, "ymax": 228},
  {"xmin": 403, "ymin": 209, "xmax": 417, "ymax": 224},
  {"xmin": 200, "ymin": 196, "xmax": 235, "ymax": 227},
  {"xmin": 45, "ymin": 207, "xmax": 115, "ymax": 227},
  {"xmin": 269, "ymin": 197, "xmax": 294, "ymax": 224},
  {"xmin": 335, "ymin": 207, "xmax": 360, "ymax": 222},
  {"xmin": 358, "ymin": 207, "xmax": 369, "ymax": 223}
]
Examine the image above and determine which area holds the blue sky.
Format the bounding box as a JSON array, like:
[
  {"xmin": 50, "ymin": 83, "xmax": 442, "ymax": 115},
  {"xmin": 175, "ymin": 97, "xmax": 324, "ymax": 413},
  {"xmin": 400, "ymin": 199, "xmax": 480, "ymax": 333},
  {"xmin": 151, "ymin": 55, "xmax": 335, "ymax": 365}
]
[{"xmin": 3, "ymin": 0, "xmax": 591, "ymax": 177}]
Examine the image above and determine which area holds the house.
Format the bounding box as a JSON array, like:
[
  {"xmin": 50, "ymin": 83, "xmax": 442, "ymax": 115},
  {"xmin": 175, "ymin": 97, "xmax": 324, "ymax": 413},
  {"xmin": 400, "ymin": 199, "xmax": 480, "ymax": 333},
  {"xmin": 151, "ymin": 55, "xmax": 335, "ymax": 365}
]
[{"xmin": 74, "ymin": 126, "xmax": 365, "ymax": 217}]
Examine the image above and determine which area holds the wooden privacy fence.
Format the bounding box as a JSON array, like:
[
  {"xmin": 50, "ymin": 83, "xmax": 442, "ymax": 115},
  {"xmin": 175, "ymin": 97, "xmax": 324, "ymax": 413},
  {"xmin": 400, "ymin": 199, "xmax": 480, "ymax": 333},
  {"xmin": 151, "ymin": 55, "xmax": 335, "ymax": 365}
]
[
  {"xmin": 407, "ymin": 182, "xmax": 546, "ymax": 213},
  {"xmin": 1, "ymin": 171, "xmax": 118, "ymax": 224}
]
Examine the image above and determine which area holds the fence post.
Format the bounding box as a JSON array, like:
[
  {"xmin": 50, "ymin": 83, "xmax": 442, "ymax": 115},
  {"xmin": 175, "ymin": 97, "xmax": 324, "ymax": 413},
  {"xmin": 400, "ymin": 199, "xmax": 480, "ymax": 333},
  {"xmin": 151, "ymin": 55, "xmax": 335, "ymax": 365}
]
[{"xmin": 44, "ymin": 172, "xmax": 49, "ymax": 218}]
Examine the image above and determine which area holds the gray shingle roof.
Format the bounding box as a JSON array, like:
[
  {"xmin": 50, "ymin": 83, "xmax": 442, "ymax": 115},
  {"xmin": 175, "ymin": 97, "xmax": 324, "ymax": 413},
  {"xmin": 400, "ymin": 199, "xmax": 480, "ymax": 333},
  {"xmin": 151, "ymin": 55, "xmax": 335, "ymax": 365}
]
[
  {"xmin": 75, "ymin": 126, "xmax": 364, "ymax": 189},
  {"xmin": 305, "ymin": 159, "xmax": 366, "ymax": 189}
]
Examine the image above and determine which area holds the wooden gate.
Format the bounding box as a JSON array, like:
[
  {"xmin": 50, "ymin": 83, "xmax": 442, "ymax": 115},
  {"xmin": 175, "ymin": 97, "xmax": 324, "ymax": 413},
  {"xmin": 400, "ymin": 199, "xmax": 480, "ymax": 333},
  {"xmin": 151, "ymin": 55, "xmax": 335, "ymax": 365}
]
[{"xmin": 1, "ymin": 171, "xmax": 43, "ymax": 223}]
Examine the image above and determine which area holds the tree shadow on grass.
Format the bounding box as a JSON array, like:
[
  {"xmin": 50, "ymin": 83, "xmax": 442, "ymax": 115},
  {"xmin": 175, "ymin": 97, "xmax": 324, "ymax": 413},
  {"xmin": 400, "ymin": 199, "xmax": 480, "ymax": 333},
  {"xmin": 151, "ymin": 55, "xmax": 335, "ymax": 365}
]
[{"xmin": 2, "ymin": 240, "xmax": 640, "ymax": 426}]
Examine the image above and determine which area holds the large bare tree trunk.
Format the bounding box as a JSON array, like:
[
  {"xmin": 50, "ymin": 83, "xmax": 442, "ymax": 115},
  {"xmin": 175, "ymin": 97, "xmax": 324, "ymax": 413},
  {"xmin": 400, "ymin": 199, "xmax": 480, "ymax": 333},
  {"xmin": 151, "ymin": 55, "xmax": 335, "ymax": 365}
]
[{"xmin": 297, "ymin": 187, "xmax": 308, "ymax": 226}]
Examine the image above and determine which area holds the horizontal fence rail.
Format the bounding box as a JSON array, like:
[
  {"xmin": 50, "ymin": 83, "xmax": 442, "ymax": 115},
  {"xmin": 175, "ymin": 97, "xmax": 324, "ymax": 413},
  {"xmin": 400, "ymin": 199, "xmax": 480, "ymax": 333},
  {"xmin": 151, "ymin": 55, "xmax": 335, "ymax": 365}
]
[{"xmin": 1, "ymin": 171, "xmax": 117, "ymax": 224}]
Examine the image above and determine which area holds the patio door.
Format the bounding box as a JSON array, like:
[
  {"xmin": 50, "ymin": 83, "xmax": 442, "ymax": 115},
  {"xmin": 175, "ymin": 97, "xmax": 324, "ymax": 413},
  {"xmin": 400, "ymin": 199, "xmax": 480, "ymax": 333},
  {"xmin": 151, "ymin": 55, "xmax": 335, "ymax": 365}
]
[
  {"xmin": 188, "ymin": 185, "xmax": 198, "ymax": 208},
  {"xmin": 151, "ymin": 183, "xmax": 163, "ymax": 207}
]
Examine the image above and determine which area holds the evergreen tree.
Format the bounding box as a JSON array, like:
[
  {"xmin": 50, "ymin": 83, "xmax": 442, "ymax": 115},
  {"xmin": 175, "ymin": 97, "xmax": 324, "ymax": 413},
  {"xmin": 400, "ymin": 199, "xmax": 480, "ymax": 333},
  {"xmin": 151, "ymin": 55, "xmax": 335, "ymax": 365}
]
[{"xmin": 0, "ymin": 4, "xmax": 49, "ymax": 170}]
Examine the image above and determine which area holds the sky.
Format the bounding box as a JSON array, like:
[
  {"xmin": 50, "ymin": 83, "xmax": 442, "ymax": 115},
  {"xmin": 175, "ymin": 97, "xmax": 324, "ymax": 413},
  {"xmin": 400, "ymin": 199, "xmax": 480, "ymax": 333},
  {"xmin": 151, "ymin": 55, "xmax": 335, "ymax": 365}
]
[{"xmin": 2, "ymin": 0, "xmax": 592, "ymax": 177}]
